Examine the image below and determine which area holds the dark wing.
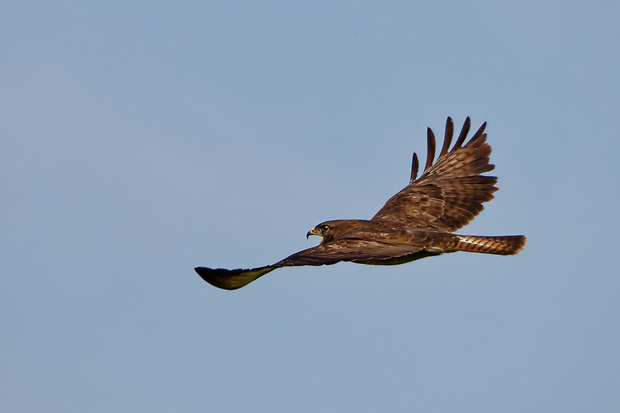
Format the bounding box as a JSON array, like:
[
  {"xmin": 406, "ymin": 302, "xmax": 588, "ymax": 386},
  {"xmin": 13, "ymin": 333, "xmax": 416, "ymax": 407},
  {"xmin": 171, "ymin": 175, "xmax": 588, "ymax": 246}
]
[
  {"xmin": 195, "ymin": 266, "xmax": 276, "ymax": 290},
  {"xmin": 275, "ymin": 238, "xmax": 429, "ymax": 266},
  {"xmin": 195, "ymin": 236, "xmax": 432, "ymax": 290},
  {"xmin": 371, "ymin": 117, "xmax": 497, "ymax": 231}
]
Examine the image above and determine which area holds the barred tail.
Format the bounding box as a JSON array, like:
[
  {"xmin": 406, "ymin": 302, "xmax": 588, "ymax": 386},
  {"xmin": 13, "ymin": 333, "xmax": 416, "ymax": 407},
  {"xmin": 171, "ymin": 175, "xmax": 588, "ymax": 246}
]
[{"xmin": 454, "ymin": 234, "xmax": 526, "ymax": 255}]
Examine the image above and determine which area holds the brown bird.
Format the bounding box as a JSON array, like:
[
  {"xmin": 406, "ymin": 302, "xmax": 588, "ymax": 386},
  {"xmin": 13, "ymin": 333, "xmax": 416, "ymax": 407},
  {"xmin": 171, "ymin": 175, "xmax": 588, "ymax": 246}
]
[{"xmin": 195, "ymin": 117, "xmax": 526, "ymax": 290}]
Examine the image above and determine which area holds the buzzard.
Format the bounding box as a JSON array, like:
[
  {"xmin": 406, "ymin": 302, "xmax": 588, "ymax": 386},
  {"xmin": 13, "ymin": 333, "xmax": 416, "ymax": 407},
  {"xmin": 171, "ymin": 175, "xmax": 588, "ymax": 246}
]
[{"xmin": 195, "ymin": 117, "xmax": 526, "ymax": 290}]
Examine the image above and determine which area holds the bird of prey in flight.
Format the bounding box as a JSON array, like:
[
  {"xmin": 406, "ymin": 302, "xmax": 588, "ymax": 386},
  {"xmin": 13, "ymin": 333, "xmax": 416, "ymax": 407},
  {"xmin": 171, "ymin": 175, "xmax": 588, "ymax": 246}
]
[{"xmin": 195, "ymin": 117, "xmax": 526, "ymax": 290}]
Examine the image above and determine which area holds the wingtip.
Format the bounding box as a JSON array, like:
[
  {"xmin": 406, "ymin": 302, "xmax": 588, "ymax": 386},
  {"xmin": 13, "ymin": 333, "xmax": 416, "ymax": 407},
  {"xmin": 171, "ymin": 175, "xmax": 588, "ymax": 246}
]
[
  {"xmin": 424, "ymin": 127, "xmax": 436, "ymax": 173},
  {"xmin": 194, "ymin": 266, "xmax": 276, "ymax": 290},
  {"xmin": 453, "ymin": 117, "xmax": 471, "ymax": 149},
  {"xmin": 465, "ymin": 120, "xmax": 488, "ymax": 147},
  {"xmin": 410, "ymin": 152, "xmax": 419, "ymax": 183},
  {"xmin": 439, "ymin": 117, "xmax": 454, "ymax": 158}
]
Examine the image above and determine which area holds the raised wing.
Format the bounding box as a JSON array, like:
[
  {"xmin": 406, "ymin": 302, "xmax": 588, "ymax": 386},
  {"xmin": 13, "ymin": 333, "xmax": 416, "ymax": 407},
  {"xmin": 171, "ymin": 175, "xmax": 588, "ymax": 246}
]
[{"xmin": 371, "ymin": 117, "xmax": 497, "ymax": 231}]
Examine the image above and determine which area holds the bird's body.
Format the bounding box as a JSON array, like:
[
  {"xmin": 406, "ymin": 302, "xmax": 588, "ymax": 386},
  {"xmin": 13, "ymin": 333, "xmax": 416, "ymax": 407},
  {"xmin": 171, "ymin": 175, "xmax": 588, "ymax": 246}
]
[{"xmin": 196, "ymin": 117, "xmax": 526, "ymax": 290}]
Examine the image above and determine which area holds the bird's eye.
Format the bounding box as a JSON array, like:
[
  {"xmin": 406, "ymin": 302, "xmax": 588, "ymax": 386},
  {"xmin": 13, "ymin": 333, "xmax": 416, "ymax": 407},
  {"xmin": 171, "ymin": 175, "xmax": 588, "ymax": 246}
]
[{"xmin": 320, "ymin": 225, "xmax": 330, "ymax": 232}]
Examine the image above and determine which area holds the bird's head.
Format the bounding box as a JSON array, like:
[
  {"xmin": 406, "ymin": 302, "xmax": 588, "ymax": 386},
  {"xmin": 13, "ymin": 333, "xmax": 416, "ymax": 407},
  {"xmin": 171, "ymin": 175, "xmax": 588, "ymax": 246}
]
[{"xmin": 306, "ymin": 221, "xmax": 342, "ymax": 243}]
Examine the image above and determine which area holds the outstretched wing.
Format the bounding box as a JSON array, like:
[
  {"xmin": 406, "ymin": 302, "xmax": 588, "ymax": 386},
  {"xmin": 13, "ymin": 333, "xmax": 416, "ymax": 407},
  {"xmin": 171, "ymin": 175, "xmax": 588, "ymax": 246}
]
[
  {"xmin": 195, "ymin": 236, "xmax": 431, "ymax": 290},
  {"xmin": 276, "ymin": 238, "xmax": 429, "ymax": 266},
  {"xmin": 371, "ymin": 117, "xmax": 497, "ymax": 232}
]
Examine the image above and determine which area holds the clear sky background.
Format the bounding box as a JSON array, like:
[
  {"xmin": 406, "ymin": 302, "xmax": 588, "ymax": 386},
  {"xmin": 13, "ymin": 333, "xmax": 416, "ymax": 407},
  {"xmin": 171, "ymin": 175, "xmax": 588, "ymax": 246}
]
[{"xmin": 2, "ymin": 1, "xmax": 619, "ymax": 412}]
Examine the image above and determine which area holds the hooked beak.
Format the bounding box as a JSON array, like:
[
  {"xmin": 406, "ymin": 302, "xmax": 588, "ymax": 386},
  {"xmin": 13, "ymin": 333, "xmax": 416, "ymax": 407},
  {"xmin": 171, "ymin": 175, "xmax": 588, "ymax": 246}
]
[{"xmin": 306, "ymin": 227, "xmax": 319, "ymax": 239}]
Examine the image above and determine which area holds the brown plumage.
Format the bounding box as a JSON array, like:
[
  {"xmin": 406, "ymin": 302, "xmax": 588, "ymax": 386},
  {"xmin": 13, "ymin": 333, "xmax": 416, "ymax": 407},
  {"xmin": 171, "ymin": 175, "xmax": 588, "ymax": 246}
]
[{"xmin": 195, "ymin": 117, "xmax": 526, "ymax": 290}]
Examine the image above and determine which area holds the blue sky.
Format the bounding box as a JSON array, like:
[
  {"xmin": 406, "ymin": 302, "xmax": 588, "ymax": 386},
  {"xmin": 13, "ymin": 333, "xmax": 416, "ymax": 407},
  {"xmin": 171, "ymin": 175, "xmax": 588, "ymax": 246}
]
[{"xmin": 1, "ymin": 1, "xmax": 619, "ymax": 412}]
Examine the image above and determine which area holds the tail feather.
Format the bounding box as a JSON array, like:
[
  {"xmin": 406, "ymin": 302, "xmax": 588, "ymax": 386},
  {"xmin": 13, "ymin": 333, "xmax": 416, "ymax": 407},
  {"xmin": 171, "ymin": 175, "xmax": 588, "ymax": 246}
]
[{"xmin": 454, "ymin": 234, "xmax": 526, "ymax": 255}]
